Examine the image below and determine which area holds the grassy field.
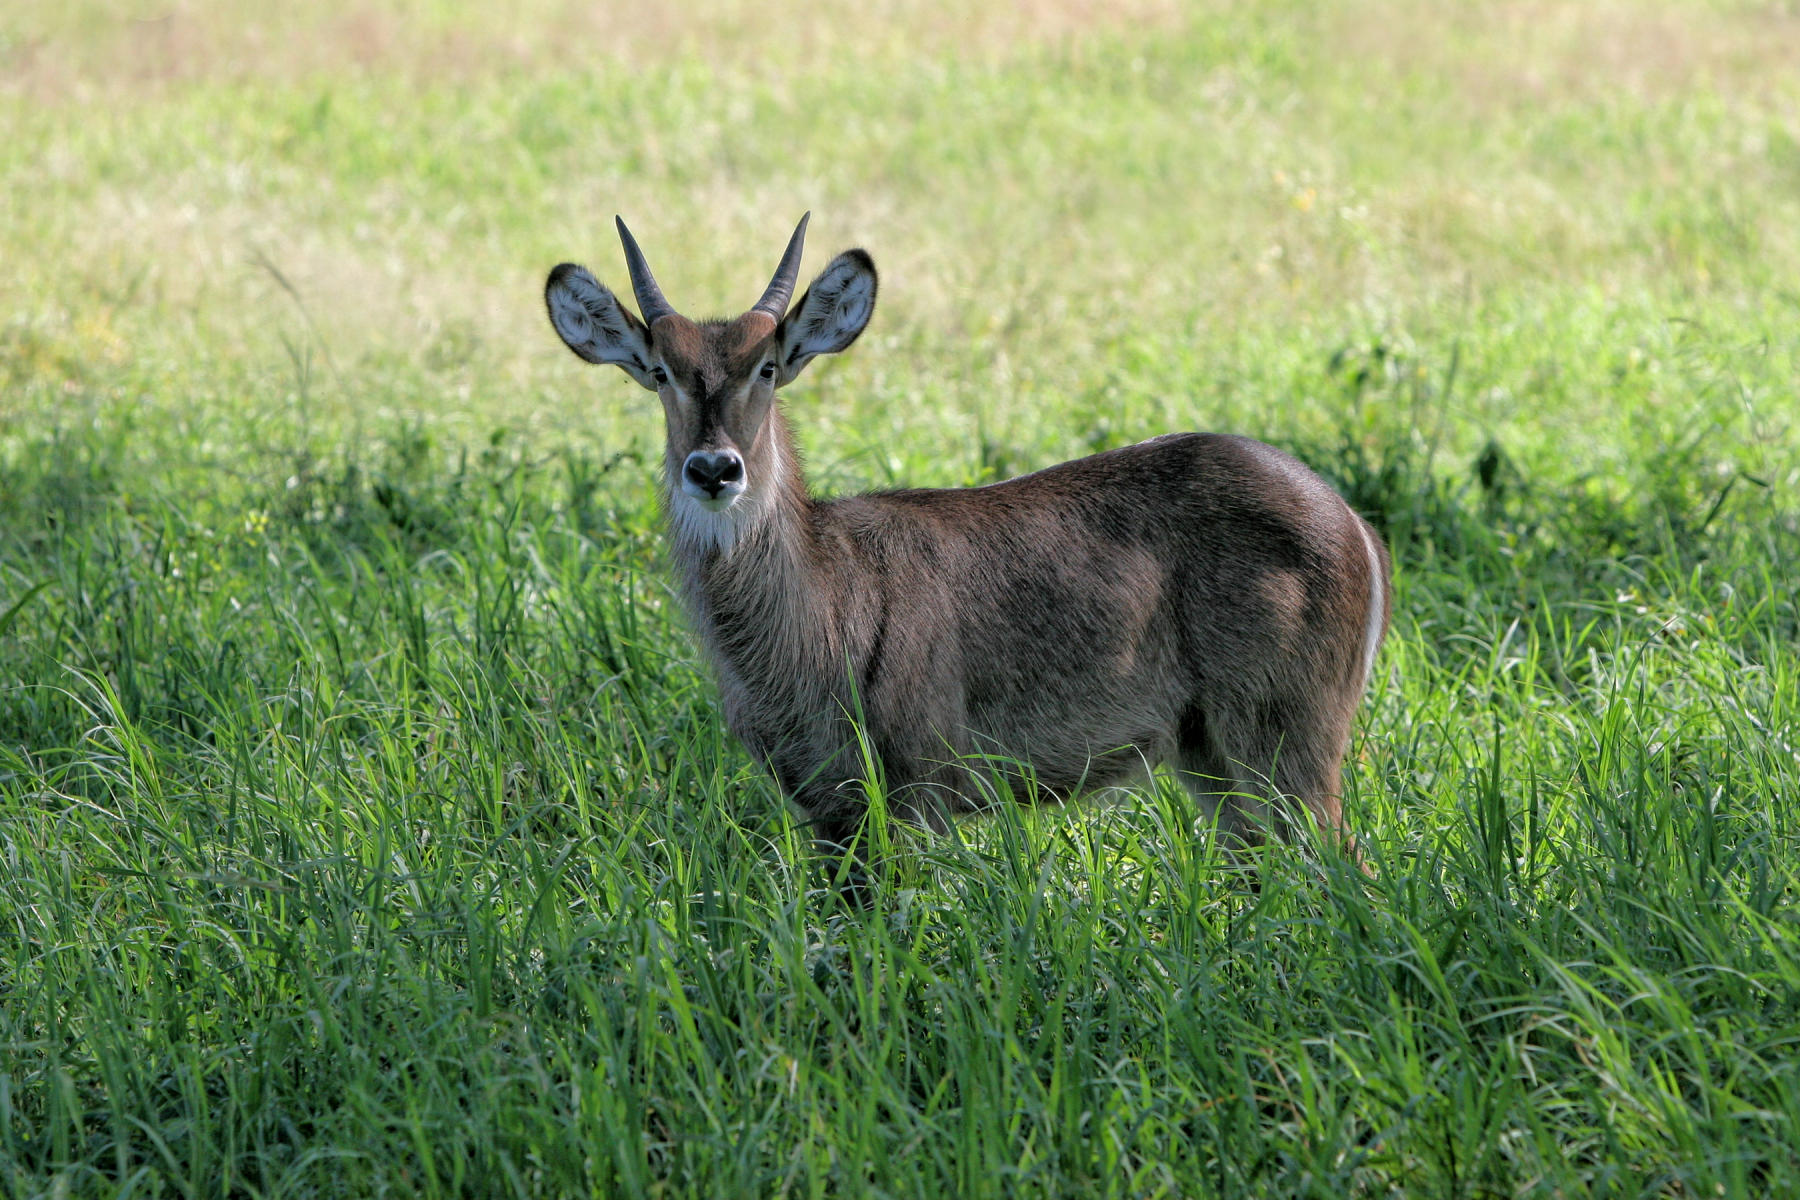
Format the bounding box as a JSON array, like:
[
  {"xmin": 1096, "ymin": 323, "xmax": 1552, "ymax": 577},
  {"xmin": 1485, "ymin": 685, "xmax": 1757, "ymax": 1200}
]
[{"xmin": 4, "ymin": 1, "xmax": 1800, "ymax": 1195}]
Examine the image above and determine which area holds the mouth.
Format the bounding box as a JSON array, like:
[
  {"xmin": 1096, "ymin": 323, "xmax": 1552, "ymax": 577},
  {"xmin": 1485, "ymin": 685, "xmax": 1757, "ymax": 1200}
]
[{"xmin": 679, "ymin": 481, "xmax": 745, "ymax": 513}]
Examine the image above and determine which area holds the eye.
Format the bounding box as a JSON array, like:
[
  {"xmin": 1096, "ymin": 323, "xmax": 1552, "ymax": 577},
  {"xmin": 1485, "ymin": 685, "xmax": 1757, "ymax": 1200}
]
[
  {"xmin": 651, "ymin": 366, "xmax": 669, "ymax": 385},
  {"xmin": 758, "ymin": 361, "xmax": 777, "ymax": 382}
]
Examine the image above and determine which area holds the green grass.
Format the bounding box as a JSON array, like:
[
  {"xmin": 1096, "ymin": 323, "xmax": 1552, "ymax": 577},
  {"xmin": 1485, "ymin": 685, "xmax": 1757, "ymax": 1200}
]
[{"xmin": 4, "ymin": 1, "xmax": 1800, "ymax": 1195}]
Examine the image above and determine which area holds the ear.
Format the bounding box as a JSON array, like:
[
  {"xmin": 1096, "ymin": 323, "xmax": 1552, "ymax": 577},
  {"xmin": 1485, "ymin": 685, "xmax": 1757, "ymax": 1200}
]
[
  {"xmin": 544, "ymin": 263, "xmax": 659, "ymax": 390},
  {"xmin": 775, "ymin": 250, "xmax": 877, "ymax": 385}
]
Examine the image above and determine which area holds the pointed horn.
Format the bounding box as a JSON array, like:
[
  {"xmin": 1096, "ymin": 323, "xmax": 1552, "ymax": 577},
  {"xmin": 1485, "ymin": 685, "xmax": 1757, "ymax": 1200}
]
[
  {"xmin": 750, "ymin": 212, "xmax": 811, "ymax": 321},
  {"xmin": 615, "ymin": 216, "xmax": 677, "ymax": 325}
]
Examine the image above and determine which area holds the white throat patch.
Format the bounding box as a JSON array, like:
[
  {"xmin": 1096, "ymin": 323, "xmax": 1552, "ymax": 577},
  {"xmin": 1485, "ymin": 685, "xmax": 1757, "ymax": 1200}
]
[{"xmin": 668, "ymin": 488, "xmax": 754, "ymax": 557}]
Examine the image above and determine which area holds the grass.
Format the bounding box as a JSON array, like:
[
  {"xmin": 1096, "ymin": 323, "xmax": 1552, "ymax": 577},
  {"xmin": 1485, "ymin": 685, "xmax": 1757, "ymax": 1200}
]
[{"xmin": 4, "ymin": 0, "xmax": 1800, "ymax": 1195}]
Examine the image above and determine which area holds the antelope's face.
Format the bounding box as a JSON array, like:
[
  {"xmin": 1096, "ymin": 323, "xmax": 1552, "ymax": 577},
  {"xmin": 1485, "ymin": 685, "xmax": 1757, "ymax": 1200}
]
[
  {"xmin": 545, "ymin": 215, "xmax": 876, "ymax": 550},
  {"xmin": 645, "ymin": 312, "xmax": 783, "ymax": 516}
]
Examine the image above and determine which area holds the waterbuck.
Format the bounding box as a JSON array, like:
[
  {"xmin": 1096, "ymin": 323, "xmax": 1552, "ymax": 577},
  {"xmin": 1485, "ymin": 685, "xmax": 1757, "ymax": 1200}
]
[{"xmin": 544, "ymin": 214, "xmax": 1390, "ymax": 868}]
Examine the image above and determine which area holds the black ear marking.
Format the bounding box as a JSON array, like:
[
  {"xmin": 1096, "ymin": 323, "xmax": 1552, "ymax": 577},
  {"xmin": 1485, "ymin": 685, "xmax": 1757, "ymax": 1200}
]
[
  {"xmin": 544, "ymin": 262, "xmax": 657, "ymax": 389},
  {"xmin": 775, "ymin": 249, "xmax": 878, "ymax": 384}
]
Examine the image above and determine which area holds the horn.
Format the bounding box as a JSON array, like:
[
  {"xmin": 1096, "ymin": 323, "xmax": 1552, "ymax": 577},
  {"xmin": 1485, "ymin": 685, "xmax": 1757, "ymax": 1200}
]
[
  {"xmin": 615, "ymin": 216, "xmax": 677, "ymax": 325},
  {"xmin": 750, "ymin": 212, "xmax": 811, "ymax": 321}
]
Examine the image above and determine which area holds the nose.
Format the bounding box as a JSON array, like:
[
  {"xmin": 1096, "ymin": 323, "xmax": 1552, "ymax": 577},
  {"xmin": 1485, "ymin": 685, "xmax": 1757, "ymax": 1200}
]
[{"xmin": 682, "ymin": 449, "xmax": 745, "ymax": 498}]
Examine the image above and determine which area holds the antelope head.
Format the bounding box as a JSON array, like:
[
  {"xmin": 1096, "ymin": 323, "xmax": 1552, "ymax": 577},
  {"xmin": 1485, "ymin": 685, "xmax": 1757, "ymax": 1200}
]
[{"xmin": 545, "ymin": 214, "xmax": 877, "ymax": 553}]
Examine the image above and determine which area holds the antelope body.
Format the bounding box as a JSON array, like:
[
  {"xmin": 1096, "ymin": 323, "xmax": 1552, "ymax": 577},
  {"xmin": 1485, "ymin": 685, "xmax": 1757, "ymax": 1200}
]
[{"xmin": 545, "ymin": 216, "xmax": 1390, "ymax": 857}]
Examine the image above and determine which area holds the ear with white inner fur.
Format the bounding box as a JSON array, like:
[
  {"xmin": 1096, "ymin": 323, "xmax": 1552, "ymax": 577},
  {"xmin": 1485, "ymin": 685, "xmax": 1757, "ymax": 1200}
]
[
  {"xmin": 544, "ymin": 263, "xmax": 659, "ymax": 390},
  {"xmin": 775, "ymin": 250, "xmax": 877, "ymax": 386}
]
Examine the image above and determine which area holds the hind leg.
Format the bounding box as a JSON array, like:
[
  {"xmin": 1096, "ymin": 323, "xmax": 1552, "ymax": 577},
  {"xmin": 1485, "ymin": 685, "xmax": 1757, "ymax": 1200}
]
[
  {"xmin": 1172, "ymin": 706, "xmax": 1270, "ymax": 851},
  {"xmin": 1172, "ymin": 738, "xmax": 1260, "ymax": 848},
  {"xmin": 1177, "ymin": 695, "xmax": 1358, "ymax": 854}
]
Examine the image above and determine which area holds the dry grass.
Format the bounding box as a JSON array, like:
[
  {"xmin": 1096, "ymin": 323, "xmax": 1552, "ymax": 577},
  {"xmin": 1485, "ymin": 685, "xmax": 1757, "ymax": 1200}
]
[
  {"xmin": 1, "ymin": 0, "xmax": 1182, "ymax": 102},
  {"xmin": 1333, "ymin": 0, "xmax": 1800, "ymax": 109},
  {"xmin": 14, "ymin": 0, "xmax": 1794, "ymax": 109}
]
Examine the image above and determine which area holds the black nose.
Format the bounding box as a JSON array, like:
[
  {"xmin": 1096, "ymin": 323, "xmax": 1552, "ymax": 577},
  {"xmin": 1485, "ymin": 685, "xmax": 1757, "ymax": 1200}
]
[{"xmin": 683, "ymin": 449, "xmax": 744, "ymax": 497}]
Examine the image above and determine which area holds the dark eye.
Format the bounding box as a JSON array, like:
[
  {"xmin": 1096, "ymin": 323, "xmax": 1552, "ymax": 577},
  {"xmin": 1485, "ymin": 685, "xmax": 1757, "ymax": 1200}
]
[
  {"xmin": 758, "ymin": 361, "xmax": 777, "ymax": 381},
  {"xmin": 651, "ymin": 366, "xmax": 669, "ymax": 385}
]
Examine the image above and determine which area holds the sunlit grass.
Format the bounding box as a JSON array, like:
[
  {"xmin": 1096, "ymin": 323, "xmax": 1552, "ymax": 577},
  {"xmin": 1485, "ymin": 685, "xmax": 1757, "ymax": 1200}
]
[{"xmin": 4, "ymin": 1, "xmax": 1800, "ymax": 1196}]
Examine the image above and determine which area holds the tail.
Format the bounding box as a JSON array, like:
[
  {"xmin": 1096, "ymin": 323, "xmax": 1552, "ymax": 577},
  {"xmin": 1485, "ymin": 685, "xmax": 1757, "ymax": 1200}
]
[{"xmin": 1353, "ymin": 514, "xmax": 1391, "ymax": 691}]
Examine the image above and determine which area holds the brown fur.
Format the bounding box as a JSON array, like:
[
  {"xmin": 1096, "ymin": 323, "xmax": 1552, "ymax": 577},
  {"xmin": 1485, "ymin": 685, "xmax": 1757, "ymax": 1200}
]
[{"xmin": 545, "ymin": 228, "xmax": 1391, "ymax": 863}]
